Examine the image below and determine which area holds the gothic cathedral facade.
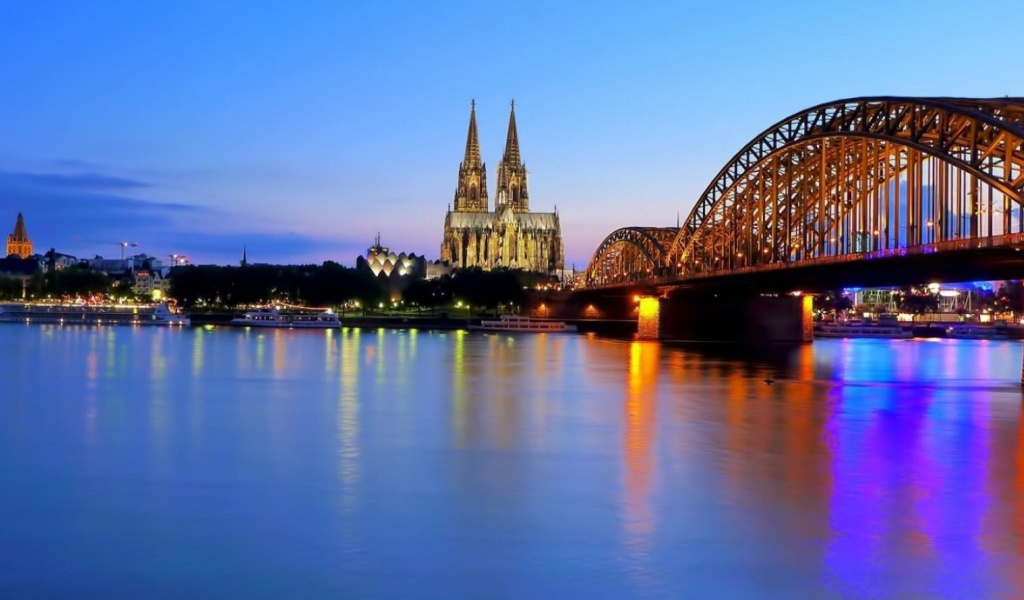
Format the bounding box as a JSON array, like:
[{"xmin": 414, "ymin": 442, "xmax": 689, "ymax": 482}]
[{"xmin": 440, "ymin": 102, "xmax": 563, "ymax": 274}]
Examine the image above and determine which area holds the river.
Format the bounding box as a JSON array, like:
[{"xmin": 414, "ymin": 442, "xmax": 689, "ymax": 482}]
[{"xmin": 1, "ymin": 326, "xmax": 1022, "ymax": 599}]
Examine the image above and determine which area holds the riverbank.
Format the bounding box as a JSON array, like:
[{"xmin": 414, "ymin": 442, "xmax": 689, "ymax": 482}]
[{"xmin": 187, "ymin": 311, "xmax": 638, "ymax": 336}]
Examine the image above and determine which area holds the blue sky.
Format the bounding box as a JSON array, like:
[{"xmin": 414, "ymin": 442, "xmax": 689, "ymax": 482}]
[{"xmin": 0, "ymin": 1, "xmax": 1019, "ymax": 267}]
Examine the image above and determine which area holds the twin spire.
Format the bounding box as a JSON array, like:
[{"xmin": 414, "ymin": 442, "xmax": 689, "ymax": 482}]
[
  {"xmin": 463, "ymin": 100, "xmax": 482, "ymax": 167},
  {"xmin": 461, "ymin": 99, "xmax": 521, "ymax": 169},
  {"xmin": 502, "ymin": 100, "xmax": 520, "ymax": 166},
  {"xmin": 454, "ymin": 100, "xmax": 526, "ymax": 213}
]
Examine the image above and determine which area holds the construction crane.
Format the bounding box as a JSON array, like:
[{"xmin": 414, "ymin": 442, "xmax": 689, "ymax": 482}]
[
  {"xmin": 74, "ymin": 238, "xmax": 139, "ymax": 259},
  {"xmin": 118, "ymin": 241, "xmax": 139, "ymax": 260}
]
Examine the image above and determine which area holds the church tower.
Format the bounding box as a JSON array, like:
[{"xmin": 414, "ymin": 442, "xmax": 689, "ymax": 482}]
[
  {"xmin": 452, "ymin": 101, "xmax": 489, "ymax": 212},
  {"xmin": 6, "ymin": 212, "xmax": 32, "ymax": 258},
  {"xmin": 495, "ymin": 101, "xmax": 529, "ymax": 212},
  {"xmin": 441, "ymin": 101, "xmax": 562, "ymax": 274}
]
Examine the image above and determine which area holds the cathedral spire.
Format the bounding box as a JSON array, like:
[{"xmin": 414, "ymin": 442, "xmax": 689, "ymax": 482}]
[
  {"xmin": 463, "ymin": 99, "xmax": 482, "ymax": 167},
  {"xmin": 12, "ymin": 213, "xmax": 27, "ymax": 240},
  {"xmin": 453, "ymin": 100, "xmax": 488, "ymax": 212},
  {"xmin": 496, "ymin": 100, "xmax": 528, "ymax": 212},
  {"xmin": 501, "ymin": 100, "xmax": 521, "ymax": 166}
]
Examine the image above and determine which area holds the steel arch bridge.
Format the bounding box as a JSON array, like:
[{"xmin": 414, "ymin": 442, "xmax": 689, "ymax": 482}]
[
  {"xmin": 586, "ymin": 96, "xmax": 1024, "ymax": 288},
  {"xmin": 585, "ymin": 227, "xmax": 679, "ymax": 284}
]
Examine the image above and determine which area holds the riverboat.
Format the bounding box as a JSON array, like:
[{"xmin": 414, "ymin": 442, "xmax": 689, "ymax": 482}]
[
  {"xmin": 0, "ymin": 302, "xmax": 190, "ymax": 326},
  {"xmin": 814, "ymin": 322, "xmax": 913, "ymax": 339},
  {"xmin": 946, "ymin": 325, "xmax": 1009, "ymax": 340},
  {"xmin": 229, "ymin": 307, "xmax": 341, "ymax": 329},
  {"xmin": 472, "ymin": 315, "xmax": 577, "ymax": 333}
]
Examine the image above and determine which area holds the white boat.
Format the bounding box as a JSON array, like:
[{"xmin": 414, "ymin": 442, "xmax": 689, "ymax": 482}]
[
  {"xmin": 230, "ymin": 307, "xmax": 340, "ymax": 329},
  {"xmin": 814, "ymin": 322, "xmax": 912, "ymax": 339},
  {"xmin": 0, "ymin": 302, "xmax": 190, "ymax": 326},
  {"xmin": 946, "ymin": 325, "xmax": 1008, "ymax": 340},
  {"xmin": 472, "ymin": 314, "xmax": 577, "ymax": 333}
]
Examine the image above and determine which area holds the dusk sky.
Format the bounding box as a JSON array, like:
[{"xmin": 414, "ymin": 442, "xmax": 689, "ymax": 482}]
[{"xmin": 1, "ymin": 1, "xmax": 1018, "ymax": 267}]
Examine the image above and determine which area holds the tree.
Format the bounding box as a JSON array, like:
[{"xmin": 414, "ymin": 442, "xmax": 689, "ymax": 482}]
[{"xmin": 0, "ymin": 277, "xmax": 23, "ymax": 300}]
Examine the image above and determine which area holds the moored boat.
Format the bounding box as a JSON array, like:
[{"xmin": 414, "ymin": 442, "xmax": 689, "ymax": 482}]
[
  {"xmin": 946, "ymin": 324, "xmax": 1008, "ymax": 340},
  {"xmin": 0, "ymin": 302, "xmax": 190, "ymax": 326},
  {"xmin": 229, "ymin": 307, "xmax": 340, "ymax": 329},
  {"xmin": 471, "ymin": 314, "xmax": 577, "ymax": 333},
  {"xmin": 814, "ymin": 321, "xmax": 912, "ymax": 339}
]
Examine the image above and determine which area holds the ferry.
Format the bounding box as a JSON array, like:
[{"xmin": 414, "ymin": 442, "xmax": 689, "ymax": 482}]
[
  {"xmin": 472, "ymin": 314, "xmax": 577, "ymax": 333},
  {"xmin": 814, "ymin": 321, "xmax": 913, "ymax": 339},
  {"xmin": 946, "ymin": 324, "xmax": 1009, "ymax": 340},
  {"xmin": 230, "ymin": 307, "xmax": 341, "ymax": 329},
  {"xmin": 0, "ymin": 302, "xmax": 190, "ymax": 327}
]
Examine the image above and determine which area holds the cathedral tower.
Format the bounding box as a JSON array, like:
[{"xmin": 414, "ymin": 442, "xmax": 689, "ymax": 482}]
[
  {"xmin": 452, "ymin": 100, "xmax": 489, "ymax": 213},
  {"xmin": 441, "ymin": 101, "xmax": 563, "ymax": 274},
  {"xmin": 6, "ymin": 212, "xmax": 32, "ymax": 258},
  {"xmin": 495, "ymin": 100, "xmax": 529, "ymax": 212}
]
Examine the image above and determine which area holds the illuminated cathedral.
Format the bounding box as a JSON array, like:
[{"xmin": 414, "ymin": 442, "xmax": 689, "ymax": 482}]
[{"xmin": 440, "ymin": 101, "xmax": 563, "ymax": 274}]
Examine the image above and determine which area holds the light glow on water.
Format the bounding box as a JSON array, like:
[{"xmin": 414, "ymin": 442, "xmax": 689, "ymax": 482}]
[{"xmin": 0, "ymin": 327, "xmax": 1022, "ymax": 598}]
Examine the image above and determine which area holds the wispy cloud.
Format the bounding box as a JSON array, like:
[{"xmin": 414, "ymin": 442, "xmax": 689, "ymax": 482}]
[
  {"xmin": 0, "ymin": 167, "xmax": 358, "ymax": 265},
  {"xmin": 0, "ymin": 169, "xmax": 151, "ymax": 192}
]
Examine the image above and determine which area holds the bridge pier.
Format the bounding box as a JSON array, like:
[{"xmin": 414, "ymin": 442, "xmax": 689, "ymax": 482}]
[
  {"xmin": 645, "ymin": 292, "xmax": 813, "ymax": 343},
  {"xmin": 637, "ymin": 297, "xmax": 660, "ymax": 339}
]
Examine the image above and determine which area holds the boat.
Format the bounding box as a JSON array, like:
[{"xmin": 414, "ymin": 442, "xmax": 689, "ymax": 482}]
[
  {"xmin": 0, "ymin": 302, "xmax": 190, "ymax": 326},
  {"xmin": 229, "ymin": 307, "xmax": 341, "ymax": 329},
  {"xmin": 946, "ymin": 324, "xmax": 1009, "ymax": 340},
  {"xmin": 471, "ymin": 314, "xmax": 577, "ymax": 333},
  {"xmin": 814, "ymin": 321, "xmax": 912, "ymax": 339}
]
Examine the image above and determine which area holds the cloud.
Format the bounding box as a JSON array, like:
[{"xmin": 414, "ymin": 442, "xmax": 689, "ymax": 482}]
[
  {"xmin": 0, "ymin": 169, "xmax": 150, "ymax": 192},
  {"xmin": 0, "ymin": 166, "xmax": 362, "ymax": 265}
]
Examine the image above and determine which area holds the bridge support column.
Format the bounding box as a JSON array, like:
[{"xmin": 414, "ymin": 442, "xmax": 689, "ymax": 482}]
[
  {"xmin": 801, "ymin": 294, "xmax": 814, "ymax": 343},
  {"xmin": 656, "ymin": 293, "xmax": 813, "ymax": 343},
  {"xmin": 637, "ymin": 296, "xmax": 660, "ymax": 339}
]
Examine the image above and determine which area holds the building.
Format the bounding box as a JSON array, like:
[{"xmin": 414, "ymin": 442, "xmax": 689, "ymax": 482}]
[
  {"xmin": 133, "ymin": 268, "xmax": 171, "ymax": 300},
  {"xmin": 440, "ymin": 102, "xmax": 564, "ymax": 274},
  {"xmin": 42, "ymin": 249, "xmax": 80, "ymax": 271},
  {"xmin": 425, "ymin": 260, "xmax": 452, "ymax": 280},
  {"xmin": 6, "ymin": 213, "xmax": 32, "ymax": 258},
  {"xmin": 357, "ymin": 234, "xmax": 426, "ymax": 279},
  {"xmin": 87, "ymin": 253, "xmax": 163, "ymax": 277}
]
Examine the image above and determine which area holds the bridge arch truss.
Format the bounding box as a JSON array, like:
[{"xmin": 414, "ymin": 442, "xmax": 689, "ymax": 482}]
[
  {"xmin": 584, "ymin": 97, "xmax": 1024, "ymax": 288},
  {"xmin": 668, "ymin": 97, "xmax": 1024, "ymax": 279},
  {"xmin": 585, "ymin": 227, "xmax": 679, "ymax": 286}
]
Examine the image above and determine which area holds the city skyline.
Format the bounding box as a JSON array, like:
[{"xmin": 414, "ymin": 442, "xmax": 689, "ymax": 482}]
[{"xmin": 1, "ymin": 1, "xmax": 1020, "ymax": 266}]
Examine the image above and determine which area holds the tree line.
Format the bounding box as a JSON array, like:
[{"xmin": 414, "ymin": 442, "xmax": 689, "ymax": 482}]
[
  {"xmin": 0, "ymin": 267, "xmax": 114, "ymax": 301},
  {"xmin": 168, "ymin": 262, "xmax": 385, "ymax": 309},
  {"xmin": 169, "ymin": 263, "xmax": 549, "ymax": 314},
  {"xmin": 402, "ymin": 267, "xmax": 546, "ymax": 313}
]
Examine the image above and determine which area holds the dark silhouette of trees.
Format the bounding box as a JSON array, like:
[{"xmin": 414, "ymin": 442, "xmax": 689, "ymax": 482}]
[
  {"xmin": 897, "ymin": 285, "xmax": 939, "ymax": 314},
  {"xmin": 169, "ymin": 262, "xmax": 384, "ymax": 309},
  {"xmin": 22, "ymin": 265, "xmax": 113, "ymax": 299},
  {"xmin": 0, "ymin": 277, "xmax": 23, "ymax": 300},
  {"xmin": 816, "ymin": 290, "xmax": 853, "ymax": 315},
  {"xmin": 995, "ymin": 281, "xmax": 1023, "ymax": 314},
  {"xmin": 448, "ymin": 268, "xmax": 527, "ymax": 312}
]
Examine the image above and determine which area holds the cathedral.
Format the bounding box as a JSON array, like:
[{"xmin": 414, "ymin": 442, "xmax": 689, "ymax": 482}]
[
  {"xmin": 6, "ymin": 212, "xmax": 32, "ymax": 258},
  {"xmin": 440, "ymin": 101, "xmax": 563, "ymax": 274}
]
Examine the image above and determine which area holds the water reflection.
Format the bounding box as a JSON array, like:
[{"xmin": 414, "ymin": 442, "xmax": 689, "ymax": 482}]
[
  {"xmin": 339, "ymin": 328, "xmax": 360, "ymax": 504},
  {"xmin": 622, "ymin": 341, "xmax": 659, "ymax": 589},
  {"xmin": 1, "ymin": 328, "xmax": 1023, "ymax": 598}
]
